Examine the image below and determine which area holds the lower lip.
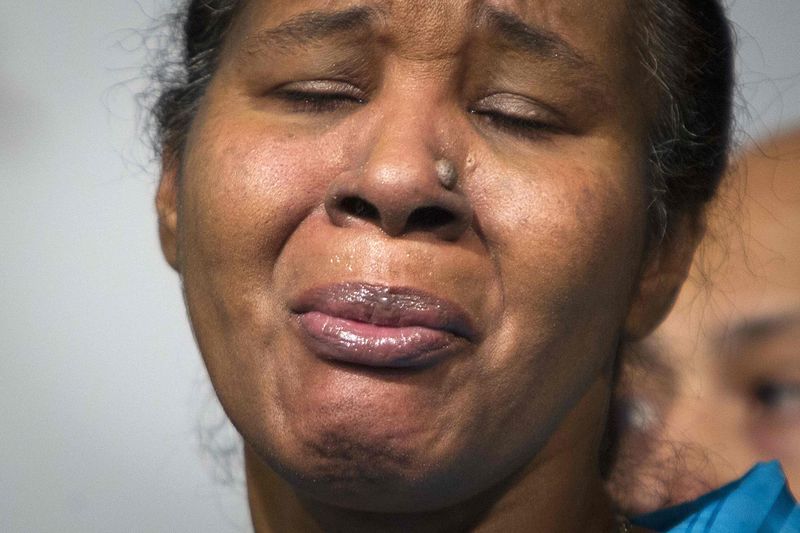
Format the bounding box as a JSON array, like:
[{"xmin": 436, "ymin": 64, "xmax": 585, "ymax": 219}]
[{"xmin": 295, "ymin": 311, "xmax": 457, "ymax": 368}]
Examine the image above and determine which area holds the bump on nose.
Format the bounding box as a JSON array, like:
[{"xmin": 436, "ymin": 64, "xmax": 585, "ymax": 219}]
[{"xmin": 323, "ymin": 107, "xmax": 473, "ymax": 241}]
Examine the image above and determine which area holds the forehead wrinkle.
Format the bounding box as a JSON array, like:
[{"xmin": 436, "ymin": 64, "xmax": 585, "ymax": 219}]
[{"xmin": 236, "ymin": 1, "xmax": 609, "ymax": 82}]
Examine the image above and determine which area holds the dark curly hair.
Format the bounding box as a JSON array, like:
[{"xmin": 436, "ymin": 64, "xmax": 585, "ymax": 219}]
[{"xmin": 151, "ymin": 0, "xmax": 734, "ymax": 240}]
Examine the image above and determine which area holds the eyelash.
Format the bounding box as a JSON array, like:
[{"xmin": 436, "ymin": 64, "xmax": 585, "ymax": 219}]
[
  {"xmin": 470, "ymin": 109, "xmax": 555, "ymax": 139},
  {"xmin": 274, "ymin": 89, "xmax": 365, "ymax": 113}
]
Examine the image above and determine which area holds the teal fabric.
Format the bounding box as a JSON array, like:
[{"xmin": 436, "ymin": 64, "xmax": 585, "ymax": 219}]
[{"xmin": 633, "ymin": 461, "xmax": 800, "ymax": 532}]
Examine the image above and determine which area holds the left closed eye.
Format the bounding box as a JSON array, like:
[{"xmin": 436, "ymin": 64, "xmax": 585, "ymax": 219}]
[{"xmin": 469, "ymin": 92, "xmax": 564, "ymax": 139}]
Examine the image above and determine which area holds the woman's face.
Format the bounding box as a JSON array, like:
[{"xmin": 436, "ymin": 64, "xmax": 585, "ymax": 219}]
[
  {"xmin": 611, "ymin": 131, "xmax": 800, "ymax": 513},
  {"xmin": 159, "ymin": 0, "xmax": 673, "ymax": 512}
]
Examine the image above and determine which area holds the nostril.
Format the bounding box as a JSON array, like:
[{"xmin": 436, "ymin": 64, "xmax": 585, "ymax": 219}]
[
  {"xmin": 406, "ymin": 206, "xmax": 457, "ymax": 232},
  {"xmin": 339, "ymin": 196, "xmax": 380, "ymax": 221},
  {"xmin": 325, "ymin": 182, "xmax": 471, "ymax": 240}
]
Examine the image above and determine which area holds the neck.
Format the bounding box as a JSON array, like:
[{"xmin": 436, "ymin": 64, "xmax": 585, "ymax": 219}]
[{"xmin": 246, "ymin": 379, "xmax": 621, "ymax": 533}]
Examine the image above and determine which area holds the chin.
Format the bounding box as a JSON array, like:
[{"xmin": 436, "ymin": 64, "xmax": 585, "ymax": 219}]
[{"xmin": 247, "ymin": 416, "xmax": 487, "ymax": 513}]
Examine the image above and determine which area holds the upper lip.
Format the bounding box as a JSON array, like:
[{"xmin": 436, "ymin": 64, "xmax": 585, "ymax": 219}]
[{"xmin": 289, "ymin": 282, "xmax": 478, "ymax": 342}]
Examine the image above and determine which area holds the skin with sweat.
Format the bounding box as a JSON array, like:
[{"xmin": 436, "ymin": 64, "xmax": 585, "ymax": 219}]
[{"xmin": 157, "ymin": 0, "xmax": 695, "ymax": 530}]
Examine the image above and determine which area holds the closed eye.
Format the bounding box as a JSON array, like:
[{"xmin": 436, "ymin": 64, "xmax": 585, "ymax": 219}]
[
  {"xmin": 469, "ymin": 93, "xmax": 563, "ymax": 140},
  {"xmin": 272, "ymin": 80, "xmax": 366, "ymax": 113},
  {"xmin": 470, "ymin": 109, "xmax": 555, "ymax": 138}
]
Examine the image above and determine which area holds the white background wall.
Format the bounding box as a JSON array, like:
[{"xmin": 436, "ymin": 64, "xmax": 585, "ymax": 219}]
[{"xmin": 2, "ymin": 1, "xmax": 799, "ymax": 532}]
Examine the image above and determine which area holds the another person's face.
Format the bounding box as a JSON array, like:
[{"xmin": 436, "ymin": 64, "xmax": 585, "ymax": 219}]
[
  {"xmin": 613, "ymin": 131, "xmax": 800, "ymax": 512},
  {"xmin": 158, "ymin": 0, "xmax": 669, "ymax": 512}
]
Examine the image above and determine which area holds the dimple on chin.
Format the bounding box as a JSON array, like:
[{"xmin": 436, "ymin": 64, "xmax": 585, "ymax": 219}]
[
  {"xmin": 252, "ymin": 393, "xmax": 465, "ymax": 509},
  {"xmin": 281, "ymin": 366, "xmax": 467, "ymax": 452},
  {"xmin": 233, "ymin": 344, "xmax": 492, "ymax": 503}
]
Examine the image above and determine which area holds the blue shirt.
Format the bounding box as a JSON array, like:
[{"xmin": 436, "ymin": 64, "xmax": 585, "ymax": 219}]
[{"xmin": 634, "ymin": 462, "xmax": 800, "ymax": 532}]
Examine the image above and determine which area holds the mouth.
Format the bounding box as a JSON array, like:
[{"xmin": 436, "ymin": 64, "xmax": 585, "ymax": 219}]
[{"xmin": 290, "ymin": 282, "xmax": 478, "ymax": 369}]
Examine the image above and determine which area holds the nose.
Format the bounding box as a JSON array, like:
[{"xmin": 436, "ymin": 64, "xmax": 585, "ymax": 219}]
[{"xmin": 324, "ymin": 117, "xmax": 473, "ymax": 241}]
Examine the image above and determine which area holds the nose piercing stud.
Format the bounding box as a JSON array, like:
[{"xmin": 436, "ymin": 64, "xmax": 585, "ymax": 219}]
[{"xmin": 435, "ymin": 159, "xmax": 458, "ymax": 190}]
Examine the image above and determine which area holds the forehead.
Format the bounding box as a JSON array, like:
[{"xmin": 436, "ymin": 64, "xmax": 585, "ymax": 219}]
[
  {"xmin": 663, "ymin": 135, "xmax": 800, "ymax": 351},
  {"xmin": 235, "ymin": 0, "xmax": 632, "ymax": 24},
  {"xmin": 698, "ymin": 136, "xmax": 800, "ymax": 305}
]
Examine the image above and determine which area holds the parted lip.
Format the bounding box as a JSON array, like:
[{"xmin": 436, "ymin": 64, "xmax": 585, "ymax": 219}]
[{"xmin": 289, "ymin": 282, "xmax": 478, "ymax": 342}]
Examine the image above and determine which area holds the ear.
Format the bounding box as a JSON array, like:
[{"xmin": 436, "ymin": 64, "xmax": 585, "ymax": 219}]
[
  {"xmin": 156, "ymin": 152, "xmax": 180, "ymax": 272},
  {"xmin": 623, "ymin": 213, "xmax": 703, "ymax": 340}
]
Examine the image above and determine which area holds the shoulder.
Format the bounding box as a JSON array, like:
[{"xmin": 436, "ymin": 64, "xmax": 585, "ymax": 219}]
[{"xmin": 632, "ymin": 461, "xmax": 800, "ymax": 532}]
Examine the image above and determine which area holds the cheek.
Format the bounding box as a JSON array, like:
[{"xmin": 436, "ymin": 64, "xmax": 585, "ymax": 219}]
[
  {"xmin": 468, "ymin": 144, "xmax": 647, "ymax": 327},
  {"xmin": 176, "ymin": 111, "xmax": 358, "ymax": 387},
  {"xmin": 180, "ymin": 114, "xmax": 348, "ymax": 268},
  {"xmin": 452, "ymin": 143, "xmax": 648, "ymax": 440}
]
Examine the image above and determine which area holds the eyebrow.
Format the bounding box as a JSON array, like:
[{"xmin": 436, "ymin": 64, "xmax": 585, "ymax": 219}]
[
  {"xmin": 238, "ymin": 2, "xmax": 609, "ymax": 101},
  {"xmin": 716, "ymin": 309, "xmax": 800, "ymax": 352},
  {"xmin": 476, "ymin": 6, "xmax": 605, "ymax": 78},
  {"xmin": 242, "ymin": 6, "xmax": 383, "ymax": 56}
]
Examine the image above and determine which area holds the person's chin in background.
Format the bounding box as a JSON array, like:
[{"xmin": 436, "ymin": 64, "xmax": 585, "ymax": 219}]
[{"xmin": 609, "ymin": 127, "xmax": 800, "ymax": 515}]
